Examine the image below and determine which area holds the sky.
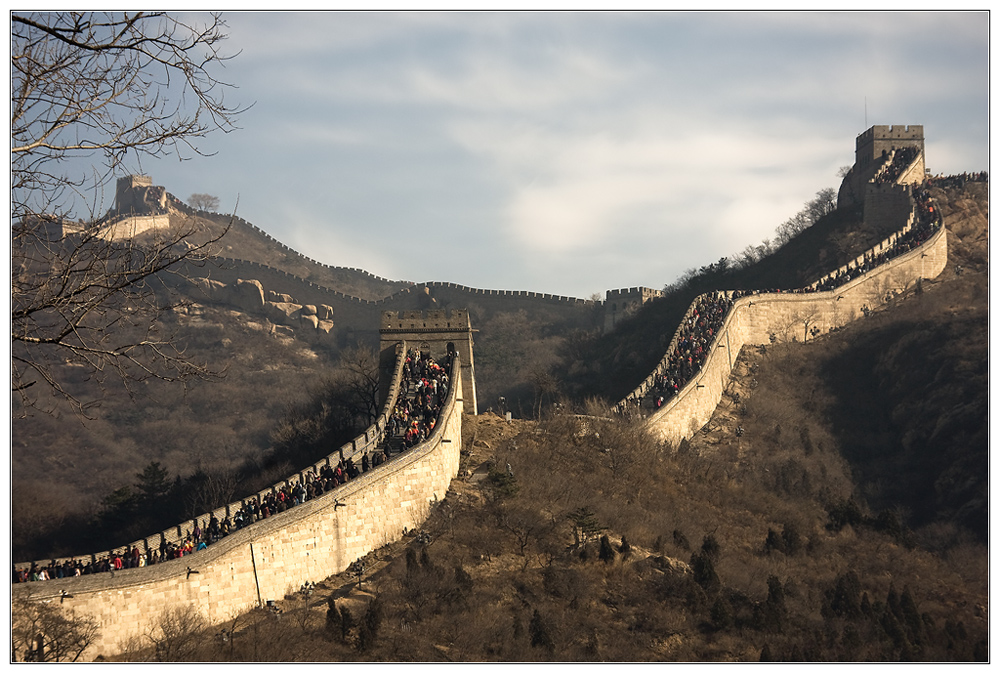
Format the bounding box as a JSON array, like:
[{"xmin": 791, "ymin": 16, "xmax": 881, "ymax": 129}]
[{"xmin": 122, "ymin": 10, "xmax": 989, "ymax": 299}]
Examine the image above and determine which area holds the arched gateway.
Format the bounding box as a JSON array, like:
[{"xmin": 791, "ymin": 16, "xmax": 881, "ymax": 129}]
[{"xmin": 379, "ymin": 309, "xmax": 478, "ymax": 415}]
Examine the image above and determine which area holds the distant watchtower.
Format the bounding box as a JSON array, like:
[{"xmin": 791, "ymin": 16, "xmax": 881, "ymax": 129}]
[
  {"xmin": 604, "ymin": 286, "xmax": 665, "ymax": 333},
  {"xmin": 838, "ymin": 124, "xmax": 926, "ymax": 210},
  {"xmin": 380, "ymin": 309, "xmax": 478, "ymax": 415},
  {"xmin": 853, "ymin": 124, "xmax": 925, "ymax": 175},
  {"xmin": 114, "ymin": 174, "xmax": 167, "ymax": 215}
]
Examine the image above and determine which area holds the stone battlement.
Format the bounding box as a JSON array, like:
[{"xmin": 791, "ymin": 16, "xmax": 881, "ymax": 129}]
[
  {"xmin": 605, "ymin": 286, "xmax": 664, "ymax": 299},
  {"xmin": 381, "ymin": 308, "xmax": 472, "ymax": 331},
  {"xmin": 856, "ymin": 124, "xmax": 924, "ymax": 146},
  {"xmin": 13, "ymin": 347, "xmax": 466, "ymax": 661}
]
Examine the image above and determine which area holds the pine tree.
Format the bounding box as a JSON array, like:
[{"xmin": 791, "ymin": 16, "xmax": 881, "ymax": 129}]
[
  {"xmin": 325, "ymin": 597, "xmax": 340, "ymax": 637},
  {"xmin": 358, "ymin": 596, "xmax": 384, "ymax": 652},
  {"xmin": 691, "ymin": 552, "xmax": 720, "ymax": 594},
  {"xmin": 599, "ymin": 535, "xmax": 616, "ymax": 564},
  {"xmin": 711, "ymin": 596, "xmax": 734, "ymax": 630},
  {"xmin": 568, "ymin": 507, "xmax": 604, "ymax": 545},
  {"xmin": 338, "ymin": 605, "xmax": 354, "ymax": 644},
  {"xmin": 529, "ymin": 609, "xmax": 554, "ymax": 652},
  {"xmin": 700, "ymin": 533, "xmax": 721, "ymax": 560}
]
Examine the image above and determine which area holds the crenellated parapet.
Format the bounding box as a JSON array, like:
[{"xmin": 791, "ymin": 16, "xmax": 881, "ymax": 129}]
[
  {"xmin": 380, "ymin": 309, "xmax": 477, "ymax": 415},
  {"xmin": 13, "ymin": 345, "xmax": 467, "ymax": 661},
  {"xmin": 615, "ymin": 177, "xmax": 948, "ymax": 446}
]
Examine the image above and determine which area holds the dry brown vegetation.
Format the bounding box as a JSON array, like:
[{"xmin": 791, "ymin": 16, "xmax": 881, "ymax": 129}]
[
  {"xmin": 10, "ymin": 302, "xmax": 362, "ymax": 560},
  {"xmin": 14, "ymin": 181, "xmax": 987, "ymax": 662},
  {"xmin": 114, "ymin": 390, "xmax": 987, "ymax": 662}
]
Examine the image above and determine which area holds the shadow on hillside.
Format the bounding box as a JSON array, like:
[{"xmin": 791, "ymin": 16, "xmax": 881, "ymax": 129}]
[{"xmin": 817, "ymin": 278, "xmax": 988, "ymax": 543}]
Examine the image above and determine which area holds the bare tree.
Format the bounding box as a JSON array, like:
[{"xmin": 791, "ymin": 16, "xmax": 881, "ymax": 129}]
[
  {"xmin": 188, "ymin": 193, "xmax": 221, "ymax": 211},
  {"xmin": 12, "ymin": 597, "xmax": 101, "ymax": 662},
  {"xmin": 12, "ymin": 12, "xmax": 245, "ymax": 216},
  {"xmin": 146, "ymin": 605, "xmax": 208, "ymax": 661},
  {"xmin": 338, "ymin": 343, "xmax": 382, "ymax": 424},
  {"xmin": 11, "ymin": 12, "xmax": 249, "ymax": 414}
]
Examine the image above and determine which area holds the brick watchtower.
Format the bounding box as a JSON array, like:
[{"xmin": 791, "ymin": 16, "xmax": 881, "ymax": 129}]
[
  {"xmin": 379, "ymin": 309, "xmax": 478, "ymax": 415},
  {"xmin": 838, "ymin": 125, "xmax": 926, "ymax": 209},
  {"xmin": 854, "ymin": 124, "xmax": 925, "ymax": 173},
  {"xmin": 114, "ymin": 175, "xmax": 167, "ymax": 215}
]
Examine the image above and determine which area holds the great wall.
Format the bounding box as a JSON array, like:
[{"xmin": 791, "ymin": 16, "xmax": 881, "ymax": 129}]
[{"xmin": 12, "ymin": 124, "xmax": 952, "ymax": 660}]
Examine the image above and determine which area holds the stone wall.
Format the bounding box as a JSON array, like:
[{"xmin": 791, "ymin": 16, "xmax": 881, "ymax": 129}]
[
  {"xmin": 380, "ymin": 309, "xmax": 478, "ymax": 415},
  {"xmin": 176, "ymin": 258, "xmax": 604, "ymax": 358},
  {"xmin": 604, "ymin": 287, "xmax": 666, "ymax": 333},
  {"xmin": 99, "ymin": 214, "xmax": 172, "ymax": 240},
  {"xmin": 168, "ymin": 193, "xmax": 408, "ymax": 293},
  {"xmin": 635, "ymin": 222, "xmax": 947, "ymax": 447},
  {"xmin": 862, "ymin": 183, "xmax": 915, "ymax": 238},
  {"xmin": 13, "ymin": 348, "xmax": 464, "ymax": 661}
]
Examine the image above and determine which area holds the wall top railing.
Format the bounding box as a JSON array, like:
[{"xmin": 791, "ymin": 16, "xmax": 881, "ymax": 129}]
[
  {"xmin": 612, "ymin": 181, "xmax": 943, "ymax": 415},
  {"xmin": 12, "ymin": 340, "xmax": 462, "ymax": 582}
]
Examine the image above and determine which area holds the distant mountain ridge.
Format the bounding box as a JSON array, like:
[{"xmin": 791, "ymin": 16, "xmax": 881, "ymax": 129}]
[{"xmin": 167, "ymin": 194, "xmax": 414, "ymax": 302}]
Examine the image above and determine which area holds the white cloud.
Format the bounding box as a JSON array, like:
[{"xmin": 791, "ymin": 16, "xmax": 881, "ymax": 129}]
[{"xmin": 132, "ymin": 11, "xmax": 986, "ymax": 298}]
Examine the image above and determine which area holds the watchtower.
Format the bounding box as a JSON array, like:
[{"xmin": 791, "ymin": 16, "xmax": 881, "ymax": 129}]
[
  {"xmin": 115, "ymin": 174, "xmax": 166, "ymax": 215},
  {"xmin": 838, "ymin": 124, "xmax": 926, "ymax": 209},
  {"xmin": 604, "ymin": 286, "xmax": 665, "ymax": 333},
  {"xmin": 379, "ymin": 309, "xmax": 477, "ymax": 415},
  {"xmin": 854, "ymin": 124, "xmax": 924, "ymax": 172}
]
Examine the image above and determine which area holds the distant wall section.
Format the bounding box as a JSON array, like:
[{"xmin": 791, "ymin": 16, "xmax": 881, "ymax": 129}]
[{"xmin": 638, "ymin": 222, "xmax": 947, "ymax": 448}]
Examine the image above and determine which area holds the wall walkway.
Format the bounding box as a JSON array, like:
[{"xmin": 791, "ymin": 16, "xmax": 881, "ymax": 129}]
[
  {"xmin": 617, "ymin": 192, "xmax": 947, "ymax": 448},
  {"xmin": 12, "ymin": 345, "xmax": 464, "ymax": 660}
]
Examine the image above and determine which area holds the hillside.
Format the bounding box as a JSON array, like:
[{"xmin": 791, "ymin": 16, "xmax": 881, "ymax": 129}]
[
  {"xmin": 158, "ymin": 182, "xmax": 982, "ymax": 662},
  {"xmin": 168, "ymin": 203, "xmax": 413, "ymax": 301},
  {"xmin": 10, "ymin": 301, "xmax": 356, "ymax": 560},
  {"xmin": 12, "ymin": 181, "xmax": 986, "ymax": 563},
  {"xmin": 114, "ymin": 307, "xmax": 989, "ymax": 661},
  {"xmin": 556, "ymin": 181, "xmax": 987, "ymax": 406},
  {"xmin": 93, "ymin": 178, "xmax": 987, "ymax": 662}
]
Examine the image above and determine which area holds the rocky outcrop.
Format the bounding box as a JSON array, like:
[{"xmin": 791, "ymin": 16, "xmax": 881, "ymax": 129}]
[
  {"xmin": 265, "ymin": 301, "xmax": 300, "ymax": 323},
  {"xmin": 268, "ymin": 290, "xmax": 295, "ymax": 304},
  {"xmin": 228, "ymin": 279, "xmax": 265, "ymax": 313},
  {"xmin": 186, "ymin": 277, "xmax": 334, "ymax": 339}
]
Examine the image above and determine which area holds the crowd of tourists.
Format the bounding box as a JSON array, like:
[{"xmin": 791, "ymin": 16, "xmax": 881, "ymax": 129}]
[
  {"xmin": 872, "ymin": 146, "xmax": 920, "ymax": 186},
  {"xmin": 12, "ymin": 348, "xmax": 455, "ymax": 584},
  {"xmin": 924, "ymin": 171, "xmax": 988, "ymax": 190},
  {"xmin": 617, "ymin": 291, "xmax": 734, "ymax": 415},
  {"xmin": 619, "ymin": 166, "xmax": 955, "ymax": 416},
  {"xmin": 387, "ymin": 348, "xmax": 453, "ymax": 452},
  {"xmin": 813, "ymin": 183, "xmax": 942, "ymax": 292}
]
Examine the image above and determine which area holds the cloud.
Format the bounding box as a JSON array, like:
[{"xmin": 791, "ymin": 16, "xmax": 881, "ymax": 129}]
[
  {"xmin": 279, "ymin": 205, "xmax": 402, "ymax": 281},
  {"xmin": 127, "ymin": 11, "xmax": 986, "ymax": 298},
  {"xmin": 448, "ymin": 105, "xmax": 850, "ymax": 261}
]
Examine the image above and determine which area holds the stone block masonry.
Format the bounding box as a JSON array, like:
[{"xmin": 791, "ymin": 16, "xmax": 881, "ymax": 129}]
[
  {"xmin": 13, "ymin": 353, "xmax": 464, "ymax": 660},
  {"xmin": 639, "ymin": 221, "xmax": 946, "ymax": 448}
]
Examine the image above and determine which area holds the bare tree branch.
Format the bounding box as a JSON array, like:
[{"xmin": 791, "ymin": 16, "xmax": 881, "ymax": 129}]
[{"xmin": 11, "ymin": 12, "xmax": 250, "ymax": 415}]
